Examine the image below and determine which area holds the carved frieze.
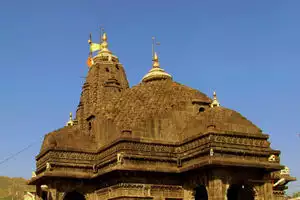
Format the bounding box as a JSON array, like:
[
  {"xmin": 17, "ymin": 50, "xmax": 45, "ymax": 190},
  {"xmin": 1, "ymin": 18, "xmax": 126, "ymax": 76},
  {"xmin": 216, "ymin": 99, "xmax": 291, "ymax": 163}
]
[{"xmin": 35, "ymin": 133, "xmax": 278, "ymax": 177}]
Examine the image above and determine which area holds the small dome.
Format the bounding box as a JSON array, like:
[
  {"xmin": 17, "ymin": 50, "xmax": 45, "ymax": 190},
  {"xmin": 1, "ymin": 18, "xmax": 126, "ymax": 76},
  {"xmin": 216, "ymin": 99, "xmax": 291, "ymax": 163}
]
[{"xmin": 142, "ymin": 52, "xmax": 172, "ymax": 82}]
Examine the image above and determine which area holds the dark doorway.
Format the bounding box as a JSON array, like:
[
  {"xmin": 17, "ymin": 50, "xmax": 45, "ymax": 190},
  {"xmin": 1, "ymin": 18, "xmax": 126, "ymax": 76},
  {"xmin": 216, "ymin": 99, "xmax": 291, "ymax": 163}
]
[
  {"xmin": 227, "ymin": 184, "xmax": 255, "ymax": 200},
  {"xmin": 194, "ymin": 185, "xmax": 208, "ymax": 200},
  {"xmin": 41, "ymin": 191, "xmax": 48, "ymax": 200},
  {"xmin": 63, "ymin": 191, "xmax": 85, "ymax": 200}
]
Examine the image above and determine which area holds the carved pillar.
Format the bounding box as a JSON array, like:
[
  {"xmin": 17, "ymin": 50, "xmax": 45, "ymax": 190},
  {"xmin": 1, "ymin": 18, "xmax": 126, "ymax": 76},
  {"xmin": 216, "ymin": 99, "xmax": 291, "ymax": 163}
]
[
  {"xmin": 263, "ymin": 182, "xmax": 274, "ymax": 200},
  {"xmin": 208, "ymin": 178, "xmax": 226, "ymax": 200},
  {"xmin": 183, "ymin": 188, "xmax": 195, "ymax": 200},
  {"xmin": 253, "ymin": 185, "xmax": 264, "ymax": 200},
  {"xmin": 48, "ymin": 188, "xmax": 57, "ymax": 200},
  {"xmin": 57, "ymin": 192, "xmax": 64, "ymax": 200}
]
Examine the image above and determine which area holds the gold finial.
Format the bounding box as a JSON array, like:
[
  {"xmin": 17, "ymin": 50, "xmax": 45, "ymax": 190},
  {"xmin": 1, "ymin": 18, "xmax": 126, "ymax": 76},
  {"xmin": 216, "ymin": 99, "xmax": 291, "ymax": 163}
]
[
  {"xmin": 142, "ymin": 51, "xmax": 172, "ymax": 82},
  {"xmin": 66, "ymin": 112, "xmax": 74, "ymax": 126},
  {"xmin": 102, "ymin": 32, "xmax": 107, "ymax": 42},
  {"xmin": 99, "ymin": 32, "xmax": 108, "ymax": 50},
  {"xmin": 153, "ymin": 52, "xmax": 160, "ymax": 68},
  {"xmin": 210, "ymin": 91, "xmax": 220, "ymax": 107}
]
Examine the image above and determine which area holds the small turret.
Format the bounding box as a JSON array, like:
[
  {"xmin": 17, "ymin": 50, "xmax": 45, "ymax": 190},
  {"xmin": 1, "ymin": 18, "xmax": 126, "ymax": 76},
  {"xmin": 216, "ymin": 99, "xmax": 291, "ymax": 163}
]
[
  {"xmin": 210, "ymin": 91, "xmax": 220, "ymax": 107},
  {"xmin": 76, "ymin": 30, "xmax": 129, "ymax": 132},
  {"xmin": 66, "ymin": 112, "xmax": 74, "ymax": 126}
]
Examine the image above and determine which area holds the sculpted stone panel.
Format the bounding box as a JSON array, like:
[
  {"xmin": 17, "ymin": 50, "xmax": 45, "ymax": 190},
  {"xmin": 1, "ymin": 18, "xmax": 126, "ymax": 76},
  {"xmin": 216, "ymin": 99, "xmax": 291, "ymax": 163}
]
[{"xmin": 95, "ymin": 184, "xmax": 182, "ymax": 200}]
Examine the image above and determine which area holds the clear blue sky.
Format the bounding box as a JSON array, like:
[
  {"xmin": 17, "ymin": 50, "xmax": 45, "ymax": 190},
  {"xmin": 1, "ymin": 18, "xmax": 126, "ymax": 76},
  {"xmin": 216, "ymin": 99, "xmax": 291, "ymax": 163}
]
[{"xmin": 0, "ymin": 0, "xmax": 299, "ymax": 194}]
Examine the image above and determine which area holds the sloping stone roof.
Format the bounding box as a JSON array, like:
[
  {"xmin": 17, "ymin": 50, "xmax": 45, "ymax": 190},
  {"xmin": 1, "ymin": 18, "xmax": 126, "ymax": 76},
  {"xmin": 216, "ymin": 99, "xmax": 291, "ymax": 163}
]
[
  {"xmin": 182, "ymin": 106, "xmax": 262, "ymax": 138},
  {"xmin": 41, "ymin": 126, "xmax": 96, "ymax": 153},
  {"xmin": 40, "ymin": 79, "xmax": 263, "ymax": 152},
  {"xmin": 113, "ymin": 79, "xmax": 211, "ymax": 131}
]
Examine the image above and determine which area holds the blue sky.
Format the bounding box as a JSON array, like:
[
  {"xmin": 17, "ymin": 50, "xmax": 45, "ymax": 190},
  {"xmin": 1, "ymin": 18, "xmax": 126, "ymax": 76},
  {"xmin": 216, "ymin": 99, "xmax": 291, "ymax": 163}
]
[{"xmin": 0, "ymin": 0, "xmax": 299, "ymax": 195}]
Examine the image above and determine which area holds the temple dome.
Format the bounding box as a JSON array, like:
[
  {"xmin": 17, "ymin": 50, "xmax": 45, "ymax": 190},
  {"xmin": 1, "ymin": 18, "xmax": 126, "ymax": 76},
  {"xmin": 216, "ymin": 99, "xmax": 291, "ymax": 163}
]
[
  {"xmin": 112, "ymin": 79, "xmax": 211, "ymax": 135},
  {"xmin": 142, "ymin": 52, "xmax": 172, "ymax": 82},
  {"xmin": 112, "ymin": 77, "xmax": 261, "ymax": 142},
  {"xmin": 110, "ymin": 51, "xmax": 262, "ymax": 141}
]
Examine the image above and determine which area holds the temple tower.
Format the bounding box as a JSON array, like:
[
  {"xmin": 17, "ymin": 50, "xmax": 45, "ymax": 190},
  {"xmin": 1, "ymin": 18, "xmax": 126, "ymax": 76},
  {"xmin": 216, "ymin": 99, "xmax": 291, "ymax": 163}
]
[{"xmin": 76, "ymin": 32, "xmax": 129, "ymax": 132}]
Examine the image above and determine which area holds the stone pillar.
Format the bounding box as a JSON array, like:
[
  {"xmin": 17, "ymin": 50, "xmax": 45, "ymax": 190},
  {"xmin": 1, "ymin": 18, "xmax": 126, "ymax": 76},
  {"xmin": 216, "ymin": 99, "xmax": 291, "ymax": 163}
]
[
  {"xmin": 208, "ymin": 178, "xmax": 226, "ymax": 200},
  {"xmin": 263, "ymin": 182, "xmax": 274, "ymax": 200},
  {"xmin": 183, "ymin": 188, "xmax": 195, "ymax": 200},
  {"xmin": 253, "ymin": 185, "xmax": 264, "ymax": 200},
  {"xmin": 47, "ymin": 187, "xmax": 62, "ymax": 200}
]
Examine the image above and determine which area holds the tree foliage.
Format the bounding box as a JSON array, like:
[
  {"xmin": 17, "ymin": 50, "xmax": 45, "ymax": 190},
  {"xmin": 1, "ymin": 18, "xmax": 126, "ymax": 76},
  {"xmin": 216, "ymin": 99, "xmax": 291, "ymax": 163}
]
[
  {"xmin": 293, "ymin": 191, "xmax": 300, "ymax": 198},
  {"xmin": 0, "ymin": 176, "xmax": 34, "ymax": 200}
]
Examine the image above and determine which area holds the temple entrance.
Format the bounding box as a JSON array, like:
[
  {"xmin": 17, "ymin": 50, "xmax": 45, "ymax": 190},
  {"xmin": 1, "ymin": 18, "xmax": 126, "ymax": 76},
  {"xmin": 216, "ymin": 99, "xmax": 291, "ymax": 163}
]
[
  {"xmin": 63, "ymin": 191, "xmax": 86, "ymax": 200},
  {"xmin": 194, "ymin": 185, "xmax": 208, "ymax": 200},
  {"xmin": 227, "ymin": 184, "xmax": 255, "ymax": 200}
]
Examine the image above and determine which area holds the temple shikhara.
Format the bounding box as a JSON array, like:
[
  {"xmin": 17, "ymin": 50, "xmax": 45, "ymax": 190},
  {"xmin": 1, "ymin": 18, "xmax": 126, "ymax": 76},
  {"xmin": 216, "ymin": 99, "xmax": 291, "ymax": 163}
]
[{"xmin": 28, "ymin": 30, "xmax": 295, "ymax": 200}]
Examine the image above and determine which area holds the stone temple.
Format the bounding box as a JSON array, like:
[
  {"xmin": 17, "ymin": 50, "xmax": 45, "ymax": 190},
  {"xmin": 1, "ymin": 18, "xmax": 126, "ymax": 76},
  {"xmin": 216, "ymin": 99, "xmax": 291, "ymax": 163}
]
[{"xmin": 28, "ymin": 32, "xmax": 295, "ymax": 200}]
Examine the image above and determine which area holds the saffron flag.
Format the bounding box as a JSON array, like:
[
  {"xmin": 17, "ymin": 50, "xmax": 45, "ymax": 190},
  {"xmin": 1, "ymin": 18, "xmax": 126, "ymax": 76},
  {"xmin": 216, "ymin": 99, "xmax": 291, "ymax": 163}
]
[
  {"xmin": 90, "ymin": 43, "xmax": 102, "ymax": 52},
  {"xmin": 86, "ymin": 56, "xmax": 94, "ymax": 67}
]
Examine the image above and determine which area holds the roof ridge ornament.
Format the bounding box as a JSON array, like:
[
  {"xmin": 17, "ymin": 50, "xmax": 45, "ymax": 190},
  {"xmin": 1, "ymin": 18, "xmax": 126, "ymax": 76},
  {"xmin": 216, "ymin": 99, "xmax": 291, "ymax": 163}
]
[{"xmin": 210, "ymin": 91, "xmax": 220, "ymax": 107}]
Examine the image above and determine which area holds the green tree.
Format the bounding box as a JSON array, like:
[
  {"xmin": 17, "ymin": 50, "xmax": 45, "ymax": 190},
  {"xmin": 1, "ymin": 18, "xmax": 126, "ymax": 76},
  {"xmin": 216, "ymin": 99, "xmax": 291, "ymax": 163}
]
[{"xmin": 293, "ymin": 191, "xmax": 300, "ymax": 198}]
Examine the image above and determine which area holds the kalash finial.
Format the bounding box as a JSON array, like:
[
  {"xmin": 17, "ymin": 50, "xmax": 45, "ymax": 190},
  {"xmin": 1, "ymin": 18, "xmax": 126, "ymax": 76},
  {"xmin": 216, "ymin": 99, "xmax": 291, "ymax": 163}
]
[
  {"xmin": 66, "ymin": 112, "xmax": 74, "ymax": 126},
  {"xmin": 153, "ymin": 52, "xmax": 160, "ymax": 68},
  {"xmin": 142, "ymin": 51, "xmax": 172, "ymax": 82},
  {"xmin": 96, "ymin": 31, "xmax": 113, "ymax": 57},
  {"xmin": 101, "ymin": 32, "xmax": 108, "ymax": 49},
  {"xmin": 210, "ymin": 91, "xmax": 220, "ymax": 108},
  {"xmin": 102, "ymin": 32, "xmax": 107, "ymax": 41}
]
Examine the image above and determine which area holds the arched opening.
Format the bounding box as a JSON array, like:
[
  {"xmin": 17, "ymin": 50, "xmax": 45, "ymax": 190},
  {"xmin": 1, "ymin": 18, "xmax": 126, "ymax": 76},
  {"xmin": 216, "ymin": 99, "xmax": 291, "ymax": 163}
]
[
  {"xmin": 227, "ymin": 184, "xmax": 255, "ymax": 200},
  {"xmin": 63, "ymin": 191, "xmax": 85, "ymax": 200},
  {"xmin": 194, "ymin": 185, "xmax": 208, "ymax": 200},
  {"xmin": 199, "ymin": 107, "xmax": 205, "ymax": 112}
]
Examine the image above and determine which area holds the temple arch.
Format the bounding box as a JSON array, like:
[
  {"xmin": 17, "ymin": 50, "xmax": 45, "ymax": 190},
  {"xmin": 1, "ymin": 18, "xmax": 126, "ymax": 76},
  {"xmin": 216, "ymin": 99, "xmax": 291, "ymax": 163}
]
[
  {"xmin": 63, "ymin": 191, "xmax": 86, "ymax": 200},
  {"xmin": 194, "ymin": 185, "xmax": 208, "ymax": 200},
  {"xmin": 227, "ymin": 184, "xmax": 255, "ymax": 200}
]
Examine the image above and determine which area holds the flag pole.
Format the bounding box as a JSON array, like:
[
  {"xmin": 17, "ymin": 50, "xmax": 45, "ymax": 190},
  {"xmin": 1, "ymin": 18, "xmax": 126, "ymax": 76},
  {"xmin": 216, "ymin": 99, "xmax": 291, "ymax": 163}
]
[
  {"xmin": 100, "ymin": 27, "xmax": 104, "ymax": 42},
  {"xmin": 86, "ymin": 33, "xmax": 93, "ymax": 68},
  {"xmin": 152, "ymin": 36, "xmax": 155, "ymax": 59},
  {"xmin": 152, "ymin": 36, "xmax": 160, "ymax": 59},
  {"xmin": 89, "ymin": 33, "xmax": 92, "ymax": 57}
]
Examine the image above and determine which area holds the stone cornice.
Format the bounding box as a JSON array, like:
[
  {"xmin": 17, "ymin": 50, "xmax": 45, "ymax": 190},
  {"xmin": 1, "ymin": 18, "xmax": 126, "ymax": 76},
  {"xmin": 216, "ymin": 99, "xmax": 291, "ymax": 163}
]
[
  {"xmin": 36, "ymin": 131, "xmax": 271, "ymax": 159},
  {"xmin": 34, "ymin": 132, "xmax": 281, "ymax": 182}
]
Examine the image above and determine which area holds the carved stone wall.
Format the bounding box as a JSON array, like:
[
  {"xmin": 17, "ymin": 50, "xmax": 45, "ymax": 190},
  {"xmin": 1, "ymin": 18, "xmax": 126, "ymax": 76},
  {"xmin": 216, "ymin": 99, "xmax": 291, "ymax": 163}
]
[
  {"xmin": 35, "ymin": 131, "xmax": 280, "ymax": 178},
  {"xmin": 273, "ymin": 190, "xmax": 285, "ymax": 200},
  {"xmin": 94, "ymin": 183, "xmax": 183, "ymax": 200},
  {"xmin": 33, "ymin": 167, "xmax": 282, "ymax": 200}
]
